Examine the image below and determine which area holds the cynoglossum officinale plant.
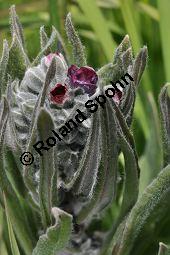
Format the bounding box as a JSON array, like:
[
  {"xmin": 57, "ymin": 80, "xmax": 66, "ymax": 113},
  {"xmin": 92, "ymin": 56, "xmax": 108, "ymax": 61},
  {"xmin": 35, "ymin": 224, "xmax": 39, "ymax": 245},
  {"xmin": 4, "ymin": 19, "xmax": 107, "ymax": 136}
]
[{"xmin": 0, "ymin": 5, "xmax": 169, "ymax": 255}]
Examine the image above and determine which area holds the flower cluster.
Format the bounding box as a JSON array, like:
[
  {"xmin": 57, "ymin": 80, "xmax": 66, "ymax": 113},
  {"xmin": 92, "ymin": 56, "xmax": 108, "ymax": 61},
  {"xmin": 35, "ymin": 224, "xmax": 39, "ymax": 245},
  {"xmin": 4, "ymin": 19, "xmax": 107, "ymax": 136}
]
[
  {"xmin": 0, "ymin": 6, "xmax": 154, "ymax": 255},
  {"xmin": 45, "ymin": 52, "xmax": 124, "ymax": 105}
]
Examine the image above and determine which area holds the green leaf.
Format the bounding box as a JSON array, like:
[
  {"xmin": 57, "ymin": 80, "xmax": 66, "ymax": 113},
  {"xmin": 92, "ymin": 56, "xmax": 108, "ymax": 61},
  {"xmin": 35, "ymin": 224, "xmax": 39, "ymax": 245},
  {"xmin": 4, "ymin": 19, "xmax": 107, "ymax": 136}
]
[
  {"xmin": 159, "ymin": 83, "xmax": 170, "ymax": 167},
  {"xmin": 32, "ymin": 27, "xmax": 61, "ymax": 66},
  {"xmin": 139, "ymin": 92, "xmax": 162, "ymax": 193},
  {"xmin": 132, "ymin": 46, "xmax": 148, "ymax": 87},
  {"xmin": 0, "ymin": 99, "xmax": 33, "ymax": 254},
  {"xmin": 65, "ymin": 13, "xmax": 87, "ymax": 66},
  {"xmin": 3, "ymin": 193, "xmax": 20, "ymax": 255},
  {"xmin": 3, "ymin": 194, "xmax": 34, "ymax": 255},
  {"xmin": 39, "ymin": 26, "xmax": 68, "ymax": 59},
  {"xmin": 4, "ymin": 148, "xmax": 26, "ymax": 197},
  {"xmin": 77, "ymin": 0, "xmax": 116, "ymax": 61},
  {"xmin": 71, "ymin": 110, "xmax": 101, "ymax": 198},
  {"xmin": 37, "ymin": 108, "xmax": 57, "ymax": 229},
  {"xmin": 10, "ymin": 5, "xmax": 25, "ymax": 48},
  {"xmin": 158, "ymin": 0, "xmax": 170, "ymax": 81},
  {"xmin": 0, "ymin": 40, "xmax": 9, "ymax": 96},
  {"xmin": 113, "ymin": 100, "xmax": 139, "ymax": 223},
  {"xmin": 40, "ymin": 26, "xmax": 50, "ymax": 52},
  {"xmin": 100, "ymin": 99, "xmax": 139, "ymax": 255},
  {"xmin": 23, "ymin": 57, "xmax": 57, "ymax": 200},
  {"xmin": 114, "ymin": 35, "xmax": 131, "ymax": 64},
  {"xmin": 111, "ymin": 164, "xmax": 170, "ymax": 255},
  {"xmin": 77, "ymin": 96, "xmax": 118, "ymax": 223},
  {"xmin": 0, "ymin": 97, "xmax": 14, "ymax": 195},
  {"xmin": 7, "ymin": 34, "xmax": 29, "ymax": 80},
  {"xmin": 32, "ymin": 207, "xmax": 73, "ymax": 255}
]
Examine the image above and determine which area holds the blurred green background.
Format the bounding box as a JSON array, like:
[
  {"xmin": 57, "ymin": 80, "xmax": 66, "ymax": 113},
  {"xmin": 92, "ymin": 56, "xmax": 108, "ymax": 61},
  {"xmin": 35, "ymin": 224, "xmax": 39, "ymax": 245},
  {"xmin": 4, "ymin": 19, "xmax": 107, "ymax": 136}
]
[{"xmin": 0, "ymin": 0, "xmax": 169, "ymax": 254}]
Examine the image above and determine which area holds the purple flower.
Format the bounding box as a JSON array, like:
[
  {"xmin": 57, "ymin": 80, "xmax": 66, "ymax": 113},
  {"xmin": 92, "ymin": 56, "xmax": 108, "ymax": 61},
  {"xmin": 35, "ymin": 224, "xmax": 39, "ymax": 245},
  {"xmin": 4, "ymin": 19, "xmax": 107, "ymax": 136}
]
[{"xmin": 67, "ymin": 65, "xmax": 98, "ymax": 96}]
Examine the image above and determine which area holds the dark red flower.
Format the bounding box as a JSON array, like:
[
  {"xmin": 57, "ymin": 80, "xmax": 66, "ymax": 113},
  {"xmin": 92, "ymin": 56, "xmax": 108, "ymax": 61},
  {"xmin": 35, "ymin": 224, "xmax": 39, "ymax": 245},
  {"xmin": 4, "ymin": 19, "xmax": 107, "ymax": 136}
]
[
  {"xmin": 50, "ymin": 84, "xmax": 68, "ymax": 104},
  {"xmin": 67, "ymin": 65, "xmax": 98, "ymax": 96}
]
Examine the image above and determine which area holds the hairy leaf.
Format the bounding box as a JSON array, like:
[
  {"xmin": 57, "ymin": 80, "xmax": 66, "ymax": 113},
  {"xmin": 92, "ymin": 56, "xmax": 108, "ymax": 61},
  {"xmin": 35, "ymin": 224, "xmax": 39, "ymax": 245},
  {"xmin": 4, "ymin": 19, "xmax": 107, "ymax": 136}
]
[
  {"xmin": 0, "ymin": 40, "xmax": 9, "ymax": 96},
  {"xmin": 32, "ymin": 208, "xmax": 72, "ymax": 255},
  {"xmin": 23, "ymin": 57, "xmax": 57, "ymax": 200},
  {"xmin": 37, "ymin": 108, "xmax": 57, "ymax": 229},
  {"xmin": 111, "ymin": 164, "xmax": 170, "ymax": 255},
  {"xmin": 7, "ymin": 35, "xmax": 29, "ymax": 80},
  {"xmin": 159, "ymin": 83, "xmax": 170, "ymax": 167},
  {"xmin": 3, "ymin": 192, "xmax": 20, "ymax": 255},
  {"xmin": 65, "ymin": 13, "xmax": 87, "ymax": 66},
  {"xmin": 10, "ymin": 5, "xmax": 25, "ymax": 48},
  {"xmin": 0, "ymin": 97, "xmax": 14, "ymax": 195}
]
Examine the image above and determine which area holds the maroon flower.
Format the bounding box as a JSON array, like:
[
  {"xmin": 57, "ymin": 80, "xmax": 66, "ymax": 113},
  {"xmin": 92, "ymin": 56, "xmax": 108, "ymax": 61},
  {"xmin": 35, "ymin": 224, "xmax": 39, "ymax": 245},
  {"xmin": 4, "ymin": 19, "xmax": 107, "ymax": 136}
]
[
  {"xmin": 67, "ymin": 65, "xmax": 98, "ymax": 96},
  {"xmin": 49, "ymin": 84, "xmax": 68, "ymax": 104}
]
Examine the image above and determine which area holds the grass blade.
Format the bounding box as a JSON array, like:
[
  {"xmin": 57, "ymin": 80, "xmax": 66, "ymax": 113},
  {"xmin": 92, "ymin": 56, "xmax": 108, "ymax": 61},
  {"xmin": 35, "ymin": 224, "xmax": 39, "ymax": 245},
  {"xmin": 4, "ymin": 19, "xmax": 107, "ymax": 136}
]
[
  {"xmin": 158, "ymin": 0, "xmax": 170, "ymax": 81},
  {"xmin": 137, "ymin": 2, "xmax": 159, "ymax": 21},
  {"xmin": 77, "ymin": 0, "xmax": 116, "ymax": 61},
  {"xmin": 3, "ymin": 192, "xmax": 20, "ymax": 255}
]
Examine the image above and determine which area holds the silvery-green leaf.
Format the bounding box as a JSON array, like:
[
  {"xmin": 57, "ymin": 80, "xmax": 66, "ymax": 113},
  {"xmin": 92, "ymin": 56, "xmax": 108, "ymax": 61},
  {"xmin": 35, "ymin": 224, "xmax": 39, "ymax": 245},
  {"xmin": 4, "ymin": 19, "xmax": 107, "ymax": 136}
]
[
  {"xmin": 7, "ymin": 34, "xmax": 29, "ymax": 80},
  {"xmin": 132, "ymin": 46, "xmax": 148, "ymax": 87},
  {"xmin": 0, "ymin": 40, "xmax": 9, "ymax": 96},
  {"xmin": 117, "ymin": 137, "xmax": 138, "ymax": 218},
  {"xmin": 97, "ymin": 63, "xmax": 123, "ymax": 87},
  {"xmin": 139, "ymin": 93, "xmax": 162, "ymax": 193},
  {"xmin": 32, "ymin": 26, "xmax": 59, "ymax": 66},
  {"xmin": 120, "ymin": 82, "xmax": 135, "ymax": 126},
  {"xmin": 110, "ymin": 99, "xmax": 139, "ymax": 169},
  {"xmin": 29, "ymin": 56, "xmax": 56, "ymax": 132},
  {"xmin": 110, "ymin": 99, "xmax": 138, "ymax": 167},
  {"xmin": 113, "ymin": 35, "xmax": 131, "ymax": 65},
  {"xmin": 71, "ymin": 111, "xmax": 100, "ymax": 198},
  {"xmin": 65, "ymin": 13, "xmax": 87, "ymax": 66},
  {"xmin": 0, "ymin": 100, "xmax": 34, "ymax": 254},
  {"xmin": 40, "ymin": 26, "xmax": 50, "ymax": 52},
  {"xmin": 122, "ymin": 47, "xmax": 133, "ymax": 71},
  {"xmin": 110, "ymin": 164, "xmax": 170, "ymax": 255},
  {"xmin": 159, "ymin": 83, "xmax": 170, "ymax": 167},
  {"xmin": 77, "ymin": 96, "xmax": 118, "ymax": 223},
  {"xmin": 32, "ymin": 207, "xmax": 73, "ymax": 255},
  {"xmin": 10, "ymin": 5, "xmax": 25, "ymax": 48},
  {"xmin": 100, "ymin": 99, "xmax": 139, "ymax": 255},
  {"xmin": 37, "ymin": 108, "xmax": 57, "ymax": 228},
  {"xmin": 23, "ymin": 58, "xmax": 58, "ymax": 200},
  {"xmin": 55, "ymin": 28, "xmax": 69, "ymax": 61},
  {"xmin": 95, "ymin": 98, "xmax": 118, "ymax": 210},
  {"xmin": 0, "ymin": 97, "xmax": 13, "ymax": 195}
]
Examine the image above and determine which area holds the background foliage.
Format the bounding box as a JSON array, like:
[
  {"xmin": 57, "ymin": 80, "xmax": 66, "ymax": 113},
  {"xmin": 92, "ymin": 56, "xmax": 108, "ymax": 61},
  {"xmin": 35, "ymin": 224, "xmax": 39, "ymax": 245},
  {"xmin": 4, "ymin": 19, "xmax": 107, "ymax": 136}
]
[{"xmin": 0, "ymin": 0, "xmax": 169, "ymax": 254}]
